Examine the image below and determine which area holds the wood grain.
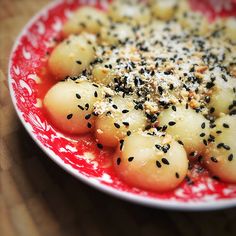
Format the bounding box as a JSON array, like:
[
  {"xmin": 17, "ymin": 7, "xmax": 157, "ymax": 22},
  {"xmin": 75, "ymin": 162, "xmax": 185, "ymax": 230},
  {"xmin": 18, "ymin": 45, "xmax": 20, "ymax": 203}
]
[{"xmin": 0, "ymin": 1, "xmax": 236, "ymax": 236}]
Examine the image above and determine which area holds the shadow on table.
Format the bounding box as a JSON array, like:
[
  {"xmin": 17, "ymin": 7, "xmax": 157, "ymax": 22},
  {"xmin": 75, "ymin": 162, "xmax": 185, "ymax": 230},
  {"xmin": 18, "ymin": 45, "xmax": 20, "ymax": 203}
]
[{"xmin": 6, "ymin": 123, "xmax": 236, "ymax": 236}]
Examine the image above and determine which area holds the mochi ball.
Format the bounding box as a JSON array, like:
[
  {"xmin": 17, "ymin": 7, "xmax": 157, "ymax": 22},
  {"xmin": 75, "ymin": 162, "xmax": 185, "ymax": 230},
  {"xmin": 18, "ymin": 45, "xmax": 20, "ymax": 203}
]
[
  {"xmin": 62, "ymin": 6, "xmax": 109, "ymax": 37},
  {"xmin": 204, "ymin": 115, "xmax": 236, "ymax": 183},
  {"xmin": 95, "ymin": 96, "xmax": 147, "ymax": 147},
  {"xmin": 44, "ymin": 80, "xmax": 102, "ymax": 134},
  {"xmin": 158, "ymin": 105, "xmax": 210, "ymax": 155},
  {"xmin": 108, "ymin": 0, "xmax": 151, "ymax": 25},
  {"xmin": 114, "ymin": 131, "xmax": 188, "ymax": 192},
  {"xmin": 150, "ymin": 0, "xmax": 178, "ymax": 20},
  {"xmin": 48, "ymin": 34, "xmax": 96, "ymax": 80}
]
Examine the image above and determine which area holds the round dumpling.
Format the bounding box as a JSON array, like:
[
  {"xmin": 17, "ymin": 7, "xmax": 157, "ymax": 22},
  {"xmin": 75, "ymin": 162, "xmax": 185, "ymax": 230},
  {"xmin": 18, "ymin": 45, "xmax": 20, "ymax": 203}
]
[
  {"xmin": 175, "ymin": 0, "xmax": 208, "ymax": 35},
  {"xmin": 208, "ymin": 77, "xmax": 236, "ymax": 117},
  {"xmin": 62, "ymin": 6, "xmax": 109, "ymax": 37},
  {"xmin": 204, "ymin": 115, "xmax": 236, "ymax": 183},
  {"xmin": 100, "ymin": 23, "xmax": 135, "ymax": 45},
  {"xmin": 92, "ymin": 63, "xmax": 116, "ymax": 86},
  {"xmin": 48, "ymin": 34, "xmax": 96, "ymax": 80},
  {"xmin": 44, "ymin": 80, "xmax": 102, "ymax": 134},
  {"xmin": 108, "ymin": 0, "xmax": 151, "ymax": 25},
  {"xmin": 225, "ymin": 17, "xmax": 236, "ymax": 42},
  {"xmin": 150, "ymin": 0, "xmax": 177, "ymax": 20},
  {"xmin": 113, "ymin": 131, "xmax": 188, "ymax": 192},
  {"xmin": 158, "ymin": 105, "xmax": 210, "ymax": 155},
  {"xmin": 95, "ymin": 96, "xmax": 147, "ymax": 147}
]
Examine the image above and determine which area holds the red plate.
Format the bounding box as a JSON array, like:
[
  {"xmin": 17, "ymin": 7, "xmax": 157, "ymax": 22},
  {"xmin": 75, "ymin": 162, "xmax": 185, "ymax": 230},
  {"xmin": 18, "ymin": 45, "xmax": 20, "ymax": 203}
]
[{"xmin": 9, "ymin": 0, "xmax": 236, "ymax": 210}]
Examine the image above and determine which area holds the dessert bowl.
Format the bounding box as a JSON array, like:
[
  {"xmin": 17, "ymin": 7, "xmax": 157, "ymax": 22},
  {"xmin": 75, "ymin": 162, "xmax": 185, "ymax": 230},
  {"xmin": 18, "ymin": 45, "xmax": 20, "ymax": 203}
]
[{"xmin": 8, "ymin": 0, "xmax": 236, "ymax": 210}]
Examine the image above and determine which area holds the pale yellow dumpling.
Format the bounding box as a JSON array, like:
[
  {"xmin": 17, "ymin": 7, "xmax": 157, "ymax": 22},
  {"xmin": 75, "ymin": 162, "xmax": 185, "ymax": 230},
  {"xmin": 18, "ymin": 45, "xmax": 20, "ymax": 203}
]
[
  {"xmin": 100, "ymin": 23, "xmax": 135, "ymax": 45},
  {"xmin": 204, "ymin": 115, "xmax": 236, "ymax": 183},
  {"xmin": 62, "ymin": 6, "xmax": 109, "ymax": 37},
  {"xmin": 95, "ymin": 96, "xmax": 147, "ymax": 147},
  {"xmin": 158, "ymin": 105, "xmax": 210, "ymax": 155},
  {"xmin": 92, "ymin": 63, "xmax": 116, "ymax": 86},
  {"xmin": 176, "ymin": 0, "xmax": 208, "ymax": 35},
  {"xmin": 225, "ymin": 17, "xmax": 236, "ymax": 42},
  {"xmin": 150, "ymin": 0, "xmax": 177, "ymax": 20},
  {"xmin": 208, "ymin": 87, "xmax": 235, "ymax": 117},
  {"xmin": 114, "ymin": 132, "xmax": 188, "ymax": 192},
  {"xmin": 44, "ymin": 80, "xmax": 102, "ymax": 134},
  {"xmin": 48, "ymin": 34, "xmax": 96, "ymax": 80},
  {"xmin": 108, "ymin": 0, "xmax": 151, "ymax": 25}
]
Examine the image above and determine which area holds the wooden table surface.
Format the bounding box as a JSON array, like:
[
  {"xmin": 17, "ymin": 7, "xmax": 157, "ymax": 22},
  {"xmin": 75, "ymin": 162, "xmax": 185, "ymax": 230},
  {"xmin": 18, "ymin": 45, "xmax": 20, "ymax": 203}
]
[{"xmin": 1, "ymin": 1, "xmax": 236, "ymax": 236}]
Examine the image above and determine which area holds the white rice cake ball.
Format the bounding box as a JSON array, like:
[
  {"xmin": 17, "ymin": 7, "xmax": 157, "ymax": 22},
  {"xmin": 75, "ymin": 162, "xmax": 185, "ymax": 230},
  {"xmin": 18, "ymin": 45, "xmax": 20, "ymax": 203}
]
[
  {"xmin": 62, "ymin": 6, "xmax": 109, "ymax": 37},
  {"xmin": 150, "ymin": 0, "xmax": 177, "ymax": 20},
  {"xmin": 114, "ymin": 132, "xmax": 188, "ymax": 192},
  {"xmin": 108, "ymin": 0, "xmax": 151, "ymax": 25},
  {"xmin": 48, "ymin": 34, "xmax": 96, "ymax": 80},
  {"xmin": 204, "ymin": 115, "xmax": 236, "ymax": 183},
  {"xmin": 44, "ymin": 80, "xmax": 102, "ymax": 134},
  {"xmin": 175, "ymin": 0, "xmax": 209, "ymax": 35},
  {"xmin": 100, "ymin": 23, "xmax": 135, "ymax": 45},
  {"xmin": 95, "ymin": 96, "xmax": 147, "ymax": 147},
  {"xmin": 208, "ymin": 77, "xmax": 236, "ymax": 117},
  {"xmin": 225, "ymin": 17, "xmax": 236, "ymax": 42},
  {"xmin": 158, "ymin": 105, "xmax": 210, "ymax": 155},
  {"xmin": 92, "ymin": 63, "xmax": 116, "ymax": 86}
]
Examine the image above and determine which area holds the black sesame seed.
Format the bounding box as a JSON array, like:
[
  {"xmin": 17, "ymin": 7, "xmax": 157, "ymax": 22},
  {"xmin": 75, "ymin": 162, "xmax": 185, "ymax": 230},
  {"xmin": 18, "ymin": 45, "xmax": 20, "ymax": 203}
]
[
  {"xmin": 172, "ymin": 106, "xmax": 177, "ymax": 111},
  {"xmin": 205, "ymin": 96, "xmax": 211, "ymax": 103},
  {"xmin": 78, "ymin": 105, "xmax": 84, "ymax": 110},
  {"xmin": 116, "ymin": 157, "xmax": 121, "ymax": 165},
  {"xmin": 112, "ymin": 104, "xmax": 118, "ymax": 109},
  {"xmin": 209, "ymin": 107, "xmax": 215, "ymax": 113},
  {"xmin": 206, "ymin": 81, "xmax": 215, "ymax": 89},
  {"xmin": 156, "ymin": 160, "xmax": 162, "ymax": 168},
  {"xmin": 175, "ymin": 172, "xmax": 180, "ymax": 179},
  {"xmin": 211, "ymin": 157, "xmax": 218, "ymax": 163},
  {"xmin": 67, "ymin": 114, "xmax": 73, "ymax": 119},
  {"xmin": 162, "ymin": 125, "xmax": 168, "ymax": 131},
  {"xmin": 127, "ymin": 131, "xmax": 131, "ymax": 136},
  {"xmin": 76, "ymin": 60, "xmax": 82, "ymax": 64},
  {"xmin": 178, "ymin": 140, "xmax": 184, "ymax": 145},
  {"xmin": 200, "ymin": 133, "xmax": 205, "ymax": 137},
  {"xmin": 128, "ymin": 157, "xmax": 134, "ymax": 162},
  {"xmin": 223, "ymin": 144, "xmax": 231, "ymax": 150},
  {"xmin": 76, "ymin": 93, "xmax": 81, "ymax": 99},
  {"xmin": 216, "ymin": 130, "xmax": 222, "ymax": 134},
  {"xmin": 161, "ymin": 158, "xmax": 169, "ymax": 165},
  {"xmin": 122, "ymin": 109, "xmax": 129, "ymax": 114},
  {"xmin": 155, "ymin": 144, "xmax": 162, "ymax": 150},
  {"xmin": 87, "ymin": 122, "xmax": 92, "ymax": 128},
  {"xmin": 201, "ymin": 122, "xmax": 206, "ymax": 129},
  {"xmin": 94, "ymin": 91, "xmax": 98, "ymax": 98},
  {"xmin": 162, "ymin": 144, "xmax": 170, "ymax": 153},
  {"xmin": 85, "ymin": 114, "xmax": 91, "ymax": 120},
  {"xmin": 228, "ymin": 154, "xmax": 234, "ymax": 161},
  {"xmin": 168, "ymin": 121, "xmax": 176, "ymax": 126},
  {"xmin": 114, "ymin": 123, "xmax": 120, "ymax": 129},
  {"xmin": 122, "ymin": 122, "xmax": 129, "ymax": 126},
  {"xmin": 85, "ymin": 103, "xmax": 89, "ymax": 110},
  {"xmin": 97, "ymin": 143, "xmax": 103, "ymax": 149},
  {"xmin": 92, "ymin": 83, "xmax": 99, "ymax": 88},
  {"xmin": 119, "ymin": 140, "xmax": 124, "ymax": 150},
  {"xmin": 203, "ymin": 139, "xmax": 208, "ymax": 146},
  {"xmin": 223, "ymin": 123, "xmax": 229, "ymax": 128}
]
